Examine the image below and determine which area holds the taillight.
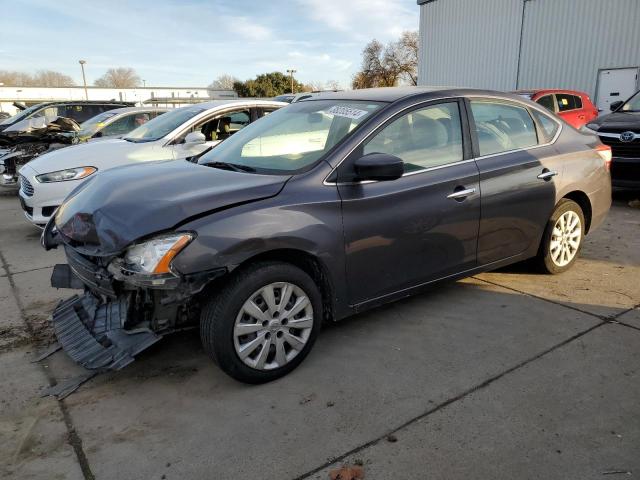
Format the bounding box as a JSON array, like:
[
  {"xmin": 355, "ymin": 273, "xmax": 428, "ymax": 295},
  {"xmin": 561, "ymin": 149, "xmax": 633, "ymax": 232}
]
[{"xmin": 595, "ymin": 144, "xmax": 612, "ymax": 171}]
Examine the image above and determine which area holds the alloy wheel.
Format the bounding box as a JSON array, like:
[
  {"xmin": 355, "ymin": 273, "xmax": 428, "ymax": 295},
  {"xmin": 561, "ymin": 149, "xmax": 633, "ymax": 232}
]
[
  {"xmin": 550, "ymin": 210, "xmax": 582, "ymax": 267},
  {"xmin": 233, "ymin": 282, "xmax": 314, "ymax": 371}
]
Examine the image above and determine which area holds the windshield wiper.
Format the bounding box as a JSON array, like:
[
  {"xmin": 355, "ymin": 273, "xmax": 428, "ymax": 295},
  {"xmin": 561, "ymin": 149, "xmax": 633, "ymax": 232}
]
[{"xmin": 206, "ymin": 161, "xmax": 256, "ymax": 173}]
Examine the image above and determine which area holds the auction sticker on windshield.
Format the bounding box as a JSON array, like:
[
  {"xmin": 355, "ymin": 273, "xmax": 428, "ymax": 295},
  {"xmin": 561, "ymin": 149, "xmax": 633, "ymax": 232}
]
[{"xmin": 327, "ymin": 105, "xmax": 370, "ymax": 120}]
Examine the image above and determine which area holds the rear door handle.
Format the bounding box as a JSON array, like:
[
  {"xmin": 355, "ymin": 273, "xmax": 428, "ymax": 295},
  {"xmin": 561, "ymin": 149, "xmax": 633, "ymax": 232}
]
[
  {"xmin": 447, "ymin": 187, "xmax": 476, "ymax": 200},
  {"xmin": 537, "ymin": 170, "xmax": 558, "ymax": 181}
]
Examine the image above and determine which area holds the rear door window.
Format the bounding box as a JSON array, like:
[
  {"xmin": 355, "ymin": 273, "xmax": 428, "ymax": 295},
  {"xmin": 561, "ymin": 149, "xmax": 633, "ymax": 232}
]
[
  {"xmin": 470, "ymin": 101, "xmax": 538, "ymax": 156},
  {"xmin": 555, "ymin": 94, "xmax": 577, "ymax": 112}
]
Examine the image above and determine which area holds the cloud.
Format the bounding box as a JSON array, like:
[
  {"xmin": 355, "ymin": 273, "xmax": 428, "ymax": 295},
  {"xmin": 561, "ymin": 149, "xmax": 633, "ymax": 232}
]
[
  {"xmin": 297, "ymin": 0, "xmax": 417, "ymax": 41},
  {"xmin": 3, "ymin": 0, "xmax": 417, "ymax": 88}
]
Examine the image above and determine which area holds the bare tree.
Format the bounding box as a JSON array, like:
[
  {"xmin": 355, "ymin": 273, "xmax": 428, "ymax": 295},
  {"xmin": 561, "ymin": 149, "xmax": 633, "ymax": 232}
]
[
  {"xmin": 94, "ymin": 67, "xmax": 141, "ymax": 88},
  {"xmin": 0, "ymin": 70, "xmax": 75, "ymax": 87},
  {"xmin": 32, "ymin": 70, "xmax": 76, "ymax": 87},
  {"xmin": 351, "ymin": 31, "xmax": 419, "ymax": 89},
  {"xmin": 208, "ymin": 74, "xmax": 239, "ymax": 91},
  {"xmin": 352, "ymin": 39, "xmax": 398, "ymax": 89},
  {"xmin": 385, "ymin": 31, "xmax": 419, "ymax": 86},
  {"xmin": 325, "ymin": 80, "xmax": 342, "ymax": 90}
]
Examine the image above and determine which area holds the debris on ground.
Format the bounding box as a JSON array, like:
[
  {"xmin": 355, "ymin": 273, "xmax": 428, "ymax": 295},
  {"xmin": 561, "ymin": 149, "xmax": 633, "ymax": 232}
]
[
  {"xmin": 299, "ymin": 393, "xmax": 316, "ymax": 405},
  {"xmin": 326, "ymin": 400, "xmax": 335, "ymax": 407},
  {"xmin": 329, "ymin": 464, "xmax": 364, "ymax": 480},
  {"xmin": 602, "ymin": 470, "xmax": 632, "ymax": 476},
  {"xmin": 386, "ymin": 434, "xmax": 398, "ymax": 443},
  {"xmin": 629, "ymin": 199, "xmax": 640, "ymax": 209},
  {"xmin": 40, "ymin": 371, "xmax": 99, "ymax": 399}
]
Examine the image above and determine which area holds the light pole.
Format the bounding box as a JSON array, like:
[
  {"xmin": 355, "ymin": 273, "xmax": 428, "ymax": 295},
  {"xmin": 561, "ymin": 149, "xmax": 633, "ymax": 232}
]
[
  {"xmin": 286, "ymin": 69, "xmax": 297, "ymax": 94},
  {"xmin": 142, "ymin": 79, "xmax": 146, "ymax": 88},
  {"xmin": 79, "ymin": 60, "xmax": 88, "ymax": 100}
]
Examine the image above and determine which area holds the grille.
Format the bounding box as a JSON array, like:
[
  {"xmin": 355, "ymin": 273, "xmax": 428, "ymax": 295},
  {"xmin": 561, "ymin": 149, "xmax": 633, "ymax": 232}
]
[
  {"xmin": 19, "ymin": 174, "xmax": 34, "ymax": 197},
  {"xmin": 611, "ymin": 162, "xmax": 640, "ymax": 183},
  {"xmin": 599, "ymin": 136, "xmax": 640, "ymax": 159}
]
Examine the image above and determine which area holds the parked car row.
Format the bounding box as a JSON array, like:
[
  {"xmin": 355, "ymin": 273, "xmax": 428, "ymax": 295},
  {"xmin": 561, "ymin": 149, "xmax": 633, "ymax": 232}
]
[
  {"xmin": 19, "ymin": 86, "xmax": 614, "ymax": 384},
  {"xmin": 18, "ymin": 99, "xmax": 285, "ymax": 226},
  {"xmin": 0, "ymin": 100, "xmax": 135, "ymax": 184}
]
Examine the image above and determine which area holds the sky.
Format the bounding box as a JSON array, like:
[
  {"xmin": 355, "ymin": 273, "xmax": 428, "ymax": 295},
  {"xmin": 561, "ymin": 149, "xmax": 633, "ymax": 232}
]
[{"xmin": 0, "ymin": 0, "xmax": 418, "ymax": 89}]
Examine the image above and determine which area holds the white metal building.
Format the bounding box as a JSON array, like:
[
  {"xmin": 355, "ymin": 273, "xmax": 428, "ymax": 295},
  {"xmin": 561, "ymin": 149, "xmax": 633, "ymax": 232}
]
[
  {"xmin": 0, "ymin": 86, "xmax": 237, "ymax": 115},
  {"xmin": 417, "ymin": 0, "xmax": 640, "ymax": 112}
]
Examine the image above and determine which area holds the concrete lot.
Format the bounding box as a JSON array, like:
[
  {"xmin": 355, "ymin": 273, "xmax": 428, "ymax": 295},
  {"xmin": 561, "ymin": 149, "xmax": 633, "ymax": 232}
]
[{"xmin": 0, "ymin": 189, "xmax": 638, "ymax": 480}]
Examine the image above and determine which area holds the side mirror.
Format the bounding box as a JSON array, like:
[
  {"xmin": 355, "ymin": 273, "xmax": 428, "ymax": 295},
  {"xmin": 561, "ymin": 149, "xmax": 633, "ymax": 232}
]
[
  {"xmin": 610, "ymin": 100, "xmax": 624, "ymax": 112},
  {"xmin": 354, "ymin": 153, "xmax": 404, "ymax": 182},
  {"xmin": 184, "ymin": 131, "xmax": 206, "ymax": 145}
]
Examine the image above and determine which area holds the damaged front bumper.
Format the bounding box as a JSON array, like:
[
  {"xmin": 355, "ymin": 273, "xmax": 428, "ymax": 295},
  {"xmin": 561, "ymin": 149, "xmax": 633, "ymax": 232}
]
[
  {"xmin": 44, "ymin": 219, "xmax": 225, "ymax": 371},
  {"xmin": 51, "ymin": 292, "xmax": 161, "ymax": 370}
]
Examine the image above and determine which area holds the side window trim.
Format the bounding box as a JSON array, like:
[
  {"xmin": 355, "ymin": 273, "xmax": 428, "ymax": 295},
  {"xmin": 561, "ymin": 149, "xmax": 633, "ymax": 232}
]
[{"xmin": 466, "ymin": 97, "xmax": 562, "ymax": 160}]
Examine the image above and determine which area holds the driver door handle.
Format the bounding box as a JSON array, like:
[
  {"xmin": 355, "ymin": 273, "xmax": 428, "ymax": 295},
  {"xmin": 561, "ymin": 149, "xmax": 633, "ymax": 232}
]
[
  {"xmin": 447, "ymin": 187, "xmax": 476, "ymax": 200},
  {"xmin": 537, "ymin": 170, "xmax": 558, "ymax": 181}
]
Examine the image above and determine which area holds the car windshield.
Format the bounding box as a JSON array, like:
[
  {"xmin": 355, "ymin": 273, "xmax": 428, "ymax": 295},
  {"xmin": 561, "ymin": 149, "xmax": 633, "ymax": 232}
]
[
  {"xmin": 0, "ymin": 103, "xmax": 46, "ymax": 126},
  {"xmin": 199, "ymin": 100, "xmax": 383, "ymax": 174},
  {"xmin": 78, "ymin": 111, "xmax": 118, "ymax": 136},
  {"xmin": 621, "ymin": 91, "xmax": 640, "ymax": 112},
  {"xmin": 124, "ymin": 107, "xmax": 205, "ymax": 142}
]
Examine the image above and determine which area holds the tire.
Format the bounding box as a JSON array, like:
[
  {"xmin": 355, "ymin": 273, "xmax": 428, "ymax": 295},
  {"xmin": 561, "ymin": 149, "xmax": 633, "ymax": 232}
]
[
  {"xmin": 200, "ymin": 261, "xmax": 322, "ymax": 384},
  {"xmin": 535, "ymin": 199, "xmax": 585, "ymax": 274}
]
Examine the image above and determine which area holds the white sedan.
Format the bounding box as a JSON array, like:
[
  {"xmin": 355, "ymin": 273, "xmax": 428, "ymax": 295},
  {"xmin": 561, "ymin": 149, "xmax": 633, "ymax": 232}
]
[{"xmin": 18, "ymin": 99, "xmax": 285, "ymax": 226}]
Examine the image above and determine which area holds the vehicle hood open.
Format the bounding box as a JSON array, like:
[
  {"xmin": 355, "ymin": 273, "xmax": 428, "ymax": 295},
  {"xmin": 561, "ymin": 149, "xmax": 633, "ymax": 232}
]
[
  {"xmin": 54, "ymin": 160, "xmax": 289, "ymax": 256},
  {"xmin": 0, "ymin": 115, "xmax": 79, "ymax": 145}
]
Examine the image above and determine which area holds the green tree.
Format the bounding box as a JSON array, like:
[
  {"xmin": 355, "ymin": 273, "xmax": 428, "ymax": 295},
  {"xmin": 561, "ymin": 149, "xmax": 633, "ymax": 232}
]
[{"xmin": 234, "ymin": 72, "xmax": 306, "ymax": 97}]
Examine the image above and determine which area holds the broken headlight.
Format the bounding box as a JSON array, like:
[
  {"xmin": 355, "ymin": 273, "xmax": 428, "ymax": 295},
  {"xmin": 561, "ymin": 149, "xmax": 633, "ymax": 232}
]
[
  {"xmin": 36, "ymin": 166, "xmax": 97, "ymax": 183},
  {"xmin": 123, "ymin": 233, "xmax": 193, "ymax": 275}
]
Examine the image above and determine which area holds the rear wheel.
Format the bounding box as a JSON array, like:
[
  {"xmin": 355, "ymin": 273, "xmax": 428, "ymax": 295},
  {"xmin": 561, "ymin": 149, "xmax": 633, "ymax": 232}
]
[
  {"xmin": 200, "ymin": 261, "xmax": 322, "ymax": 383},
  {"xmin": 535, "ymin": 199, "xmax": 585, "ymax": 274}
]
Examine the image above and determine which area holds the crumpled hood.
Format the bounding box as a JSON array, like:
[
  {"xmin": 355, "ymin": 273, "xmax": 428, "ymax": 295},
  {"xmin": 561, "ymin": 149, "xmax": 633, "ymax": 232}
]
[
  {"xmin": 592, "ymin": 111, "xmax": 640, "ymax": 132},
  {"xmin": 55, "ymin": 160, "xmax": 289, "ymax": 255},
  {"xmin": 26, "ymin": 138, "xmax": 164, "ymax": 174}
]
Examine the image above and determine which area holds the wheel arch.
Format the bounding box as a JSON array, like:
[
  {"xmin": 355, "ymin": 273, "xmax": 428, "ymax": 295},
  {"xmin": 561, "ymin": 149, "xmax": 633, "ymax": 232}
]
[
  {"xmin": 206, "ymin": 248, "xmax": 336, "ymax": 324},
  {"xmin": 562, "ymin": 190, "xmax": 592, "ymax": 233}
]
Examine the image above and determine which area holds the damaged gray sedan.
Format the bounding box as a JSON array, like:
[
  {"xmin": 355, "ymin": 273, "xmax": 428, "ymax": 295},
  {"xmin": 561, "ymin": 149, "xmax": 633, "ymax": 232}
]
[{"xmin": 43, "ymin": 88, "xmax": 611, "ymax": 383}]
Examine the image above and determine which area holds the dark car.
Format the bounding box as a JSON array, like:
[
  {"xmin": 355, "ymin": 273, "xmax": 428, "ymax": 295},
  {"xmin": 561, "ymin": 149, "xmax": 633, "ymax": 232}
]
[
  {"xmin": 582, "ymin": 89, "xmax": 640, "ymax": 188},
  {"xmin": 43, "ymin": 87, "xmax": 612, "ymax": 383}
]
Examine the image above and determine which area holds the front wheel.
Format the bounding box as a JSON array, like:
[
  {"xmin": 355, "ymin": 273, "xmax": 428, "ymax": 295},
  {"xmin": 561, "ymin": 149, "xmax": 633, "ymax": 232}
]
[
  {"xmin": 535, "ymin": 199, "xmax": 585, "ymax": 274},
  {"xmin": 200, "ymin": 261, "xmax": 322, "ymax": 384}
]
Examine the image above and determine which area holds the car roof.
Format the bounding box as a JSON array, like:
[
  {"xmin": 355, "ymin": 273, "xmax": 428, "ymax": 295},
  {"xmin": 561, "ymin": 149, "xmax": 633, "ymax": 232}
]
[
  {"xmin": 99, "ymin": 106, "xmax": 169, "ymax": 115},
  {"xmin": 175, "ymin": 99, "xmax": 288, "ymax": 113},
  {"xmin": 29, "ymin": 100, "xmax": 135, "ymax": 108},
  {"xmin": 303, "ymin": 86, "xmax": 530, "ymax": 103},
  {"xmin": 513, "ymin": 89, "xmax": 590, "ymax": 97}
]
